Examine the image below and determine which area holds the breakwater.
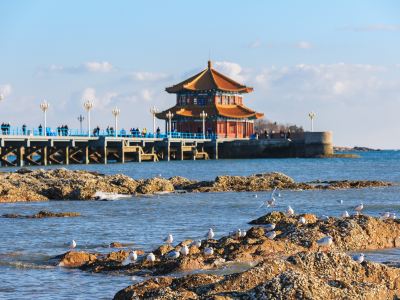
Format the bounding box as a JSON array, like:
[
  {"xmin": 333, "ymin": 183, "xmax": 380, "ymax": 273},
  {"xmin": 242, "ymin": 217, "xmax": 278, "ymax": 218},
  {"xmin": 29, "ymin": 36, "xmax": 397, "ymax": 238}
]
[{"xmin": 0, "ymin": 131, "xmax": 333, "ymax": 167}]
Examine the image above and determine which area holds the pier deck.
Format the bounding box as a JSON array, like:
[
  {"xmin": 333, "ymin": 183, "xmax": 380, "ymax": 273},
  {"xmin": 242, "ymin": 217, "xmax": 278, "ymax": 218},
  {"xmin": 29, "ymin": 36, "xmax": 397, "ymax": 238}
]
[{"xmin": 0, "ymin": 134, "xmax": 219, "ymax": 167}]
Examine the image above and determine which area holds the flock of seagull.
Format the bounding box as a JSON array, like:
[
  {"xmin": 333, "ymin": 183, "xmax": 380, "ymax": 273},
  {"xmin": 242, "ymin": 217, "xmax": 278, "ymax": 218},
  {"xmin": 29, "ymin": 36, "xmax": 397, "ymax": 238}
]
[{"xmin": 66, "ymin": 187, "xmax": 396, "ymax": 267}]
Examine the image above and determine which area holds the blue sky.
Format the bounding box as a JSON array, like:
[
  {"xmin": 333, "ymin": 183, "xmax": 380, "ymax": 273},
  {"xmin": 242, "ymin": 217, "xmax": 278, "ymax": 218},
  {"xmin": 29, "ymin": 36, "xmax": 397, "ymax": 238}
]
[{"xmin": 1, "ymin": 0, "xmax": 399, "ymax": 148}]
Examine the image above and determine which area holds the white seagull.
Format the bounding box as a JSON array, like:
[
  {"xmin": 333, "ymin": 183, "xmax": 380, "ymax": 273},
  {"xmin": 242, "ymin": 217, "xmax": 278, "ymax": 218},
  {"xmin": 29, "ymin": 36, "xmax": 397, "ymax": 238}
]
[
  {"xmin": 167, "ymin": 250, "xmax": 180, "ymax": 259},
  {"xmin": 266, "ymin": 231, "xmax": 277, "ymax": 240},
  {"xmin": 69, "ymin": 240, "xmax": 77, "ymax": 250},
  {"xmin": 316, "ymin": 236, "xmax": 333, "ymax": 250},
  {"xmin": 240, "ymin": 230, "xmax": 247, "ymax": 238},
  {"xmin": 180, "ymin": 245, "xmax": 190, "ymax": 256},
  {"xmin": 258, "ymin": 187, "xmax": 278, "ymax": 209},
  {"xmin": 299, "ymin": 216, "xmax": 306, "ymax": 225},
  {"xmin": 122, "ymin": 250, "xmax": 138, "ymax": 266},
  {"xmin": 164, "ymin": 234, "xmax": 174, "ymax": 245},
  {"xmin": 206, "ymin": 228, "xmax": 215, "ymax": 240},
  {"xmin": 354, "ymin": 203, "xmax": 364, "ymax": 215},
  {"xmin": 146, "ymin": 253, "xmax": 156, "ymax": 262},
  {"xmin": 203, "ymin": 247, "xmax": 214, "ymax": 256},
  {"xmin": 342, "ymin": 211, "xmax": 350, "ymax": 218},
  {"xmin": 264, "ymin": 223, "xmax": 276, "ymax": 232},
  {"xmin": 320, "ymin": 215, "xmax": 330, "ymax": 221},
  {"xmin": 286, "ymin": 206, "xmax": 295, "ymax": 217},
  {"xmin": 191, "ymin": 240, "xmax": 202, "ymax": 248},
  {"xmin": 389, "ymin": 213, "xmax": 397, "ymax": 219},
  {"xmin": 353, "ymin": 253, "xmax": 365, "ymax": 264}
]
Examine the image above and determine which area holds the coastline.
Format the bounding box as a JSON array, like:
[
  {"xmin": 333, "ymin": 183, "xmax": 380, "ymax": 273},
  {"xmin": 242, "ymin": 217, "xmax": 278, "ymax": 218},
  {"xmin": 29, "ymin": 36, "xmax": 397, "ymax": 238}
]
[{"xmin": 0, "ymin": 168, "xmax": 393, "ymax": 203}]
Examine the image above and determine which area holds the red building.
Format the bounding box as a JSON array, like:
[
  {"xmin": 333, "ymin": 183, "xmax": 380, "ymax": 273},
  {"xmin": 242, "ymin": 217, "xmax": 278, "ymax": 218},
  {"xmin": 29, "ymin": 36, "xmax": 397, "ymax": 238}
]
[{"xmin": 156, "ymin": 61, "xmax": 263, "ymax": 138}]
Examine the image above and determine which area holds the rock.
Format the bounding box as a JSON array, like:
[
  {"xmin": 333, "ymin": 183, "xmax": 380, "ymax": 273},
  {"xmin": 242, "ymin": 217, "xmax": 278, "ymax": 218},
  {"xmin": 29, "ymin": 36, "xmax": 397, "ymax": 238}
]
[
  {"xmin": 136, "ymin": 178, "xmax": 174, "ymax": 194},
  {"xmin": 57, "ymin": 251, "xmax": 97, "ymax": 267},
  {"xmin": 0, "ymin": 169, "xmax": 393, "ymax": 202},
  {"xmin": 2, "ymin": 210, "xmax": 81, "ymax": 218},
  {"xmin": 154, "ymin": 245, "xmax": 174, "ymax": 256},
  {"xmin": 113, "ymin": 252, "xmax": 400, "ymax": 299},
  {"xmin": 246, "ymin": 226, "xmax": 265, "ymax": 238},
  {"xmin": 250, "ymin": 212, "xmax": 400, "ymax": 251}
]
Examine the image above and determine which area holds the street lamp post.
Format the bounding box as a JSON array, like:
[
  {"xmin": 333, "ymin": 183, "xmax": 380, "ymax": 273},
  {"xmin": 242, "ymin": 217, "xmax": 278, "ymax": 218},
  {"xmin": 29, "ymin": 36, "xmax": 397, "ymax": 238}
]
[
  {"xmin": 77, "ymin": 114, "xmax": 85, "ymax": 134},
  {"xmin": 150, "ymin": 106, "xmax": 158, "ymax": 134},
  {"xmin": 200, "ymin": 110, "xmax": 208, "ymax": 139},
  {"xmin": 111, "ymin": 107, "xmax": 120, "ymax": 137},
  {"xmin": 308, "ymin": 111, "xmax": 316, "ymax": 132},
  {"xmin": 83, "ymin": 100, "xmax": 94, "ymax": 137},
  {"xmin": 166, "ymin": 111, "xmax": 174, "ymax": 137},
  {"xmin": 40, "ymin": 100, "xmax": 50, "ymax": 136}
]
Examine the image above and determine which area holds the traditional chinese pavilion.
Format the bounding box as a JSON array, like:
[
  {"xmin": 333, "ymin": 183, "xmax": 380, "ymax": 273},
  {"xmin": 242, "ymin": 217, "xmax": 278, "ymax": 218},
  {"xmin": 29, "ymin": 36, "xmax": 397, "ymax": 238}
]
[{"xmin": 156, "ymin": 61, "xmax": 263, "ymax": 138}]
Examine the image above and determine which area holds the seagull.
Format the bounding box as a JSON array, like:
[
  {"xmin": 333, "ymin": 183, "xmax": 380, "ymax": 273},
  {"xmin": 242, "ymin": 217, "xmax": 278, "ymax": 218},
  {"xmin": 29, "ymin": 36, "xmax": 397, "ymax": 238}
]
[
  {"xmin": 180, "ymin": 245, "xmax": 190, "ymax": 256},
  {"xmin": 122, "ymin": 250, "xmax": 137, "ymax": 266},
  {"xmin": 257, "ymin": 187, "xmax": 278, "ymax": 209},
  {"xmin": 337, "ymin": 199, "xmax": 343, "ymax": 204},
  {"xmin": 354, "ymin": 203, "xmax": 364, "ymax": 215},
  {"xmin": 299, "ymin": 216, "xmax": 306, "ymax": 225},
  {"xmin": 320, "ymin": 215, "xmax": 330, "ymax": 221},
  {"xmin": 266, "ymin": 231, "xmax": 277, "ymax": 240},
  {"xmin": 342, "ymin": 211, "xmax": 350, "ymax": 218},
  {"xmin": 380, "ymin": 212, "xmax": 390, "ymax": 220},
  {"xmin": 146, "ymin": 253, "xmax": 156, "ymax": 262},
  {"xmin": 353, "ymin": 253, "xmax": 365, "ymax": 264},
  {"xmin": 164, "ymin": 234, "xmax": 174, "ymax": 245},
  {"xmin": 286, "ymin": 206, "xmax": 295, "ymax": 217},
  {"xmin": 389, "ymin": 213, "xmax": 397, "ymax": 219},
  {"xmin": 316, "ymin": 236, "xmax": 333, "ymax": 251},
  {"xmin": 240, "ymin": 230, "xmax": 247, "ymax": 238},
  {"xmin": 203, "ymin": 247, "xmax": 214, "ymax": 256},
  {"xmin": 191, "ymin": 240, "xmax": 202, "ymax": 248},
  {"xmin": 253, "ymin": 194, "xmax": 258, "ymax": 198},
  {"xmin": 69, "ymin": 240, "xmax": 77, "ymax": 250},
  {"xmin": 264, "ymin": 223, "xmax": 276, "ymax": 232},
  {"xmin": 167, "ymin": 250, "xmax": 180, "ymax": 259},
  {"xmin": 206, "ymin": 228, "xmax": 215, "ymax": 240}
]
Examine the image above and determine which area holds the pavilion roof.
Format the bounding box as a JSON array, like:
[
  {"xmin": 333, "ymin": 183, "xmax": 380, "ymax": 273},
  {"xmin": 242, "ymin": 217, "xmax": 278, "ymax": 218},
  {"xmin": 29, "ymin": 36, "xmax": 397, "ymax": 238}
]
[
  {"xmin": 165, "ymin": 61, "xmax": 253, "ymax": 94},
  {"xmin": 156, "ymin": 104, "xmax": 264, "ymax": 120}
]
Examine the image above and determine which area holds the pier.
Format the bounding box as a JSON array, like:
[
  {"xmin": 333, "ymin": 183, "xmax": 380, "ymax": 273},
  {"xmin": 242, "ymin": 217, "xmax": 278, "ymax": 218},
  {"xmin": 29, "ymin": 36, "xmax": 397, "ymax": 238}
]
[
  {"xmin": 0, "ymin": 127, "xmax": 333, "ymax": 167},
  {"xmin": 0, "ymin": 129, "xmax": 220, "ymax": 167}
]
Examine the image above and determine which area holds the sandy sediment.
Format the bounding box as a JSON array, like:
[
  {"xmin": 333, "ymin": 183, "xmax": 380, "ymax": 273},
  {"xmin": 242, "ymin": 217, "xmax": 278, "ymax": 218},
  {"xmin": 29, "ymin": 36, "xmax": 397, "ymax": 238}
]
[{"xmin": 0, "ymin": 168, "xmax": 393, "ymax": 202}]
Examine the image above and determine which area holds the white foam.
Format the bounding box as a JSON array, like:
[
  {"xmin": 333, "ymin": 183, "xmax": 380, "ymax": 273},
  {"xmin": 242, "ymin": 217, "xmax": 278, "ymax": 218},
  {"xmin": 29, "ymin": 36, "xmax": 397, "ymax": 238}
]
[{"xmin": 93, "ymin": 191, "xmax": 132, "ymax": 201}]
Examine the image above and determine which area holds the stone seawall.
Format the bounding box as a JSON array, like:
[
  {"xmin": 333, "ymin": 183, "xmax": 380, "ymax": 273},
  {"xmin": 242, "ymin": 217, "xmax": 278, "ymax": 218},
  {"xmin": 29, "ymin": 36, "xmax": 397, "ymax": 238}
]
[{"xmin": 218, "ymin": 131, "xmax": 333, "ymax": 158}]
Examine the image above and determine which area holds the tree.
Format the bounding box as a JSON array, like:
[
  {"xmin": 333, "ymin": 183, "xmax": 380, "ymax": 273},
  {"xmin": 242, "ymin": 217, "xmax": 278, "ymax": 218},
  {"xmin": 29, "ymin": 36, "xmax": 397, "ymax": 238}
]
[{"xmin": 254, "ymin": 117, "xmax": 303, "ymax": 134}]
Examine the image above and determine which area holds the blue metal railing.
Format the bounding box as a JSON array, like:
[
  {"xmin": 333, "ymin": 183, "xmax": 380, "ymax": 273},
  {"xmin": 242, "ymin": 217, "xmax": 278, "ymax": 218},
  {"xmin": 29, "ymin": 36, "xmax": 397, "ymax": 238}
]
[{"xmin": 0, "ymin": 126, "xmax": 218, "ymax": 140}]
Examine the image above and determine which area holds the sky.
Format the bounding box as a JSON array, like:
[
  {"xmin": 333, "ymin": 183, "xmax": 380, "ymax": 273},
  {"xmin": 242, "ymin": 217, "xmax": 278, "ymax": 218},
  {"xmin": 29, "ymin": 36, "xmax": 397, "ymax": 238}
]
[{"xmin": 0, "ymin": 0, "xmax": 399, "ymax": 148}]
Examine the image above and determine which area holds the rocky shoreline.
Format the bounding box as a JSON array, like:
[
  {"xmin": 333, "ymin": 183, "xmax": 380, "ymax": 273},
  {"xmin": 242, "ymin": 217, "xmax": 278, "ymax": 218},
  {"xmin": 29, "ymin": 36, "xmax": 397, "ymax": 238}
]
[
  {"xmin": 51, "ymin": 211, "xmax": 400, "ymax": 299},
  {"xmin": 0, "ymin": 168, "xmax": 394, "ymax": 203}
]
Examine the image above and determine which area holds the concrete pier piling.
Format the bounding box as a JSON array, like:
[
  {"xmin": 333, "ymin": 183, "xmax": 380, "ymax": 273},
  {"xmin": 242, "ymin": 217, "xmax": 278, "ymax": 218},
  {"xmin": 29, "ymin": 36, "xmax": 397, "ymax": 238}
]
[{"xmin": 0, "ymin": 132, "xmax": 332, "ymax": 167}]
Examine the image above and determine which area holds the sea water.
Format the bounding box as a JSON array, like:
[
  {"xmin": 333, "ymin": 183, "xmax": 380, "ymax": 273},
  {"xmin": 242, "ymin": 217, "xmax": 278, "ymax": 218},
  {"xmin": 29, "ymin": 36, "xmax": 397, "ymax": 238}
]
[{"xmin": 0, "ymin": 151, "xmax": 399, "ymax": 299}]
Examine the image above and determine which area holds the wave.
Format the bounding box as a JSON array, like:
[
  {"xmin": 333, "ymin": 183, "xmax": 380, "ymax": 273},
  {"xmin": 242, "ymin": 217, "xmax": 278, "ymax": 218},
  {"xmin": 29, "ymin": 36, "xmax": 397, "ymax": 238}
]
[{"xmin": 93, "ymin": 191, "xmax": 132, "ymax": 201}]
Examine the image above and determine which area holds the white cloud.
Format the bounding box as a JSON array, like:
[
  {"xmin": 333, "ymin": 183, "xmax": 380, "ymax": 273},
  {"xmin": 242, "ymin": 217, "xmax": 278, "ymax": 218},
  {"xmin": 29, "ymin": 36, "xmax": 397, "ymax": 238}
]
[
  {"xmin": 344, "ymin": 24, "xmax": 400, "ymax": 32},
  {"xmin": 84, "ymin": 61, "xmax": 113, "ymax": 73},
  {"xmin": 0, "ymin": 84, "xmax": 12, "ymax": 97},
  {"xmin": 214, "ymin": 61, "xmax": 245, "ymax": 82},
  {"xmin": 253, "ymin": 63, "xmax": 390, "ymax": 100},
  {"xmin": 38, "ymin": 61, "xmax": 114, "ymax": 75},
  {"xmin": 248, "ymin": 39, "xmax": 262, "ymax": 48},
  {"xmin": 141, "ymin": 89, "xmax": 153, "ymax": 101},
  {"xmin": 129, "ymin": 72, "xmax": 170, "ymax": 81},
  {"xmin": 81, "ymin": 87, "xmax": 97, "ymax": 102},
  {"xmin": 296, "ymin": 41, "xmax": 313, "ymax": 49}
]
